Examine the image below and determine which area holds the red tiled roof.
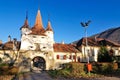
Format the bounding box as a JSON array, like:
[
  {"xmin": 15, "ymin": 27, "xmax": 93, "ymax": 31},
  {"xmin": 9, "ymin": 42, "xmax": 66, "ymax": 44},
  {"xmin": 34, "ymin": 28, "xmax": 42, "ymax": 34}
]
[
  {"xmin": 99, "ymin": 39, "xmax": 120, "ymax": 47},
  {"xmin": 3, "ymin": 41, "xmax": 20, "ymax": 50},
  {"xmin": 20, "ymin": 17, "xmax": 30, "ymax": 30},
  {"xmin": 77, "ymin": 37, "xmax": 120, "ymax": 47},
  {"xmin": 30, "ymin": 26, "xmax": 46, "ymax": 35},
  {"xmin": 3, "ymin": 41, "xmax": 13, "ymax": 50},
  {"xmin": 54, "ymin": 43, "xmax": 79, "ymax": 53}
]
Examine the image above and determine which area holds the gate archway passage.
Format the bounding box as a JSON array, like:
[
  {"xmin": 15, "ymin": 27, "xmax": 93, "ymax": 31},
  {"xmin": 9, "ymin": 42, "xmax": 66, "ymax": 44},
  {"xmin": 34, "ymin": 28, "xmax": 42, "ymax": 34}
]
[{"xmin": 32, "ymin": 56, "xmax": 46, "ymax": 70}]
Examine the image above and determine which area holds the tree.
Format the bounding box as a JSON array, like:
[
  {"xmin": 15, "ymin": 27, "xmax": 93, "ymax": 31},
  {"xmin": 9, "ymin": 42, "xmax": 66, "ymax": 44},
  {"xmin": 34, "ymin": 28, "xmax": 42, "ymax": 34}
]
[
  {"xmin": 98, "ymin": 46, "xmax": 113, "ymax": 62},
  {"xmin": 3, "ymin": 50, "xmax": 19, "ymax": 67}
]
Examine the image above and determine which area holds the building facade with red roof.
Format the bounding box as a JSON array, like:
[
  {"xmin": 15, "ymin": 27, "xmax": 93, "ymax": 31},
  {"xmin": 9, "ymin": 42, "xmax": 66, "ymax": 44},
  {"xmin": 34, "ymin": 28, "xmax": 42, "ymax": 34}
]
[{"xmin": 76, "ymin": 37, "xmax": 120, "ymax": 62}]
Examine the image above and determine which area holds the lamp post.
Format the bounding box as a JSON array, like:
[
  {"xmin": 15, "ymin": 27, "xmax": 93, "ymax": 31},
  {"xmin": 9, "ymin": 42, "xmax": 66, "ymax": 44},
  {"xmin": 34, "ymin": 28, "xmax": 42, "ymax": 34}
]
[
  {"xmin": 81, "ymin": 20, "xmax": 91, "ymax": 76},
  {"xmin": 80, "ymin": 20, "xmax": 91, "ymax": 63}
]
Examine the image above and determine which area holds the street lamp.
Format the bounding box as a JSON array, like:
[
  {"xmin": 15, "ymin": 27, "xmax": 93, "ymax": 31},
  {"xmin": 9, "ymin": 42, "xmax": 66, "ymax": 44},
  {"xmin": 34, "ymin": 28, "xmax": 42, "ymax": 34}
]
[
  {"xmin": 81, "ymin": 20, "xmax": 91, "ymax": 76},
  {"xmin": 80, "ymin": 20, "xmax": 91, "ymax": 63}
]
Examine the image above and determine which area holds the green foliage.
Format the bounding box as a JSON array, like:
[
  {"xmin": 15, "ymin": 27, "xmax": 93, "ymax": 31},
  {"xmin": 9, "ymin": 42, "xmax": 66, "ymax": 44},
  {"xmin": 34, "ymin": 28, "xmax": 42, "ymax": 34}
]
[
  {"xmin": 58, "ymin": 69, "xmax": 72, "ymax": 78},
  {"xmin": 48, "ymin": 62, "xmax": 120, "ymax": 78},
  {"xmin": 48, "ymin": 70, "xmax": 59, "ymax": 78},
  {"xmin": 48, "ymin": 63, "xmax": 72, "ymax": 78},
  {"xmin": 92, "ymin": 62, "xmax": 116, "ymax": 74},
  {"xmin": 48, "ymin": 63, "xmax": 91, "ymax": 78},
  {"xmin": 98, "ymin": 46, "xmax": 113, "ymax": 62},
  {"xmin": 92, "ymin": 62, "xmax": 102, "ymax": 73},
  {"xmin": 0, "ymin": 58, "xmax": 2, "ymax": 63},
  {"xmin": 102, "ymin": 63, "xmax": 113, "ymax": 74},
  {"xmin": 0, "ymin": 63, "xmax": 8, "ymax": 67}
]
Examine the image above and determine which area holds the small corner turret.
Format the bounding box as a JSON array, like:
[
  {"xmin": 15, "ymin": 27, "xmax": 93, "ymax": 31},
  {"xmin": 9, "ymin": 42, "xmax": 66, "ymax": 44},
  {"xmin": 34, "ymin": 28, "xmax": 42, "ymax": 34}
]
[
  {"xmin": 45, "ymin": 20, "xmax": 54, "ymax": 43},
  {"xmin": 46, "ymin": 20, "xmax": 53, "ymax": 31},
  {"xmin": 20, "ymin": 11, "xmax": 31, "ymax": 35}
]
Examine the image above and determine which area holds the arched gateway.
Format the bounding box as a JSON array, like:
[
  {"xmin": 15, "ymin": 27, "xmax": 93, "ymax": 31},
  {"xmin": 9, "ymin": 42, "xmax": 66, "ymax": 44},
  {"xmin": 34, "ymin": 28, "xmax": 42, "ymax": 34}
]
[{"xmin": 32, "ymin": 56, "xmax": 46, "ymax": 70}]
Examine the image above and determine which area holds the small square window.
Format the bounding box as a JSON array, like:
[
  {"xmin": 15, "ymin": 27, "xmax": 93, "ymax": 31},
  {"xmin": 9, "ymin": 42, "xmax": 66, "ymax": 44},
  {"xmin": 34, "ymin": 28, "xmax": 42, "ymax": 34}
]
[
  {"xmin": 41, "ymin": 37, "xmax": 44, "ymax": 38},
  {"xmin": 43, "ymin": 47, "xmax": 46, "ymax": 49},
  {"xmin": 33, "ymin": 36, "xmax": 36, "ymax": 38}
]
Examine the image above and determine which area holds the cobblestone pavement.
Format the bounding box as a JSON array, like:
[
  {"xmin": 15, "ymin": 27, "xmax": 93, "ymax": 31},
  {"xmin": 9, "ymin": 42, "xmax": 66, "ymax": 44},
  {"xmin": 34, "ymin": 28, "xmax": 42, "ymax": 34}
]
[{"xmin": 16, "ymin": 71, "xmax": 120, "ymax": 80}]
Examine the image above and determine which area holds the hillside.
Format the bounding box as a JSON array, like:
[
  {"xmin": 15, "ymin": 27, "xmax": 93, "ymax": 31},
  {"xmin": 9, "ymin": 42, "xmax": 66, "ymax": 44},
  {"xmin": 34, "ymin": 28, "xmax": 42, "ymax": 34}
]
[
  {"xmin": 91, "ymin": 27, "xmax": 120, "ymax": 44},
  {"xmin": 72, "ymin": 27, "xmax": 120, "ymax": 45}
]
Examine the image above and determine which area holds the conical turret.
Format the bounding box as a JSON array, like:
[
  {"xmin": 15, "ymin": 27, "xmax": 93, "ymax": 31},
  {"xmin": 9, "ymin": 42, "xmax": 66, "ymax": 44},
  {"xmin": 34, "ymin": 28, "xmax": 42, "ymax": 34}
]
[
  {"xmin": 45, "ymin": 20, "xmax": 54, "ymax": 43},
  {"xmin": 46, "ymin": 20, "xmax": 53, "ymax": 31},
  {"xmin": 20, "ymin": 13, "xmax": 30, "ymax": 30},
  {"xmin": 31, "ymin": 9, "xmax": 45, "ymax": 35},
  {"xmin": 34, "ymin": 9, "xmax": 44, "ymax": 29}
]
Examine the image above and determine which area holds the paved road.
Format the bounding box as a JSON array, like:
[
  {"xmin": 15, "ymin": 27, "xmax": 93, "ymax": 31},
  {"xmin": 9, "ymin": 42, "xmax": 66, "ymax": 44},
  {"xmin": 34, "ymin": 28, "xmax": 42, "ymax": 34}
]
[
  {"xmin": 16, "ymin": 71, "xmax": 53, "ymax": 80},
  {"xmin": 15, "ymin": 71, "xmax": 120, "ymax": 80}
]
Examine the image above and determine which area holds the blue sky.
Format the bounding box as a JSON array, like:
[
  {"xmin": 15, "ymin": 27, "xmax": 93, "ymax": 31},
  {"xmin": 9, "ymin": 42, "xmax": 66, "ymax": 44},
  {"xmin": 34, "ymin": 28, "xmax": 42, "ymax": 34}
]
[{"xmin": 0, "ymin": 0, "xmax": 120, "ymax": 43}]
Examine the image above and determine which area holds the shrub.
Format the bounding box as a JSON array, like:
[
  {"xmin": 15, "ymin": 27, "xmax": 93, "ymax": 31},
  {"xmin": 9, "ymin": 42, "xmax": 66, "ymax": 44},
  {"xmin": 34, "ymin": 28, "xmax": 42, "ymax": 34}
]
[
  {"xmin": 8, "ymin": 66, "xmax": 19, "ymax": 75},
  {"xmin": 92, "ymin": 62, "xmax": 102, "ymax": 73},
  {"xmin": 0, "ymin": 63, "xmax": 8, "ymax": 67},
  {"xmin": 98, "ymin": 46, "xmax": 113, "ymax": 62},
  {"xmin": 0, "ymin": 66, "xmax": 9, "ymax": 75},
  {"xmin": 48, "ymin": 62, "xmax": 119, "ymax": 78},
  {"xmin": 70, "ymin": 63, "xmax": 86, "ymax": 75},
  {"xmin": 48, "ymin": 70, "xmax": 59, "ymax": 78},
  {"xmin": 0, "ymin": 58, "xmax": 2, "ymax": 63},
  {"xmin": 0, "ymin": 64, "xmax": 18, "ymax": 75},
  {"xmin": 48, "ymin": 62, "xmax": 87, "ymax": 78},
  {"xmin": 92, "ymin": 62, "xmax": 117, "ymax": 74},
  {"xmin": 57, "ymin": 69, "xmax": 71, "ymax": 78}
]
